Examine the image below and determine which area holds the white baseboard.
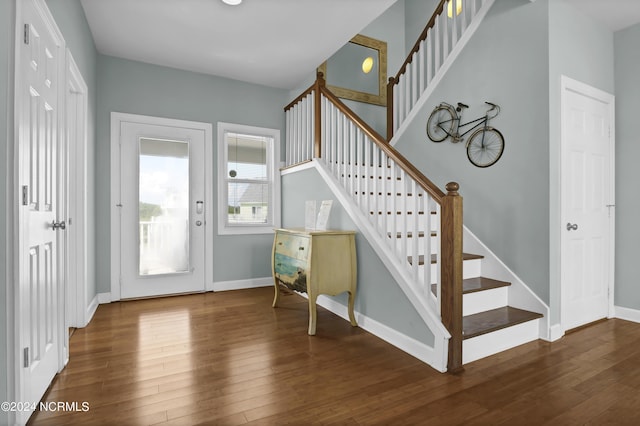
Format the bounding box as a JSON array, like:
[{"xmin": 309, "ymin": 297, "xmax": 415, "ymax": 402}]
[
  {"xmin": 547, "ymin": 323, "xmax": 564, "ymax": 342},
  {"xmin": 614, "ymin": 306, "xmax": 640, "ymax": 323},
  {"xmin": 84, "ymin": 294, "xmax": 100, "ymax": 327},
  {"xmin": 97, "ymin": 292, "xmax": 112, "ymax": 304},
  {"xmin": 314, "ymin": 295, "xmax": 439, "ymax": 371},
  {"xmin": 210, "ymin": 277, "xmax": 272, "ymax": 292}
]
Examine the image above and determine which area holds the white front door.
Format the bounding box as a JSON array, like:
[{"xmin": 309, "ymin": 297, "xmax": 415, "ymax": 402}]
[
  {"xmin": 17, "ymin": 0, "xmax": 64, "ymax": 419},
  {"xmin": 561, "ymin": 76, "xmax": 615, "ymax": 331},
  {"xmin": 116, "ymin": 117, "xmax": 207, "ymax": 299}
]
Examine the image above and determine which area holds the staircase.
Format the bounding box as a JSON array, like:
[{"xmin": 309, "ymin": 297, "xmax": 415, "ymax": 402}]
[{"xmin": 282, "ymin": 0, "xmax": 547, "ymax": 372}]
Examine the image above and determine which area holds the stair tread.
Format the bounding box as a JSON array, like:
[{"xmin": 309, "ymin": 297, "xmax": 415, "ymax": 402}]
[
  {"xmin": 430, "ymin": 276, "xmax": 511, "ymax": 296},
  {"xmin": 463, "ymin": 306, "xmax": 543, "ymax": 340},
  {"xmin": 461, "ymin": 276, "xmax": 511, "ymax": 293},
  {"xmin": 408, "ymin": 252, "xmax": 483, "ymax": 265}
]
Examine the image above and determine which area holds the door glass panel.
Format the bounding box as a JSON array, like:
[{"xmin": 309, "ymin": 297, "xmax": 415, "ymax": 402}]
[{"xmin": 138, "ymin": 138, "xmax": 189, "ymax": 276}]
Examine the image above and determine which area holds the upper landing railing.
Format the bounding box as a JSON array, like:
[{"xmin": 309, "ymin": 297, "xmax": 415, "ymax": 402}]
[{"xmin": 387, "ymin": 0, "xmax": 492, "ymax": 140}]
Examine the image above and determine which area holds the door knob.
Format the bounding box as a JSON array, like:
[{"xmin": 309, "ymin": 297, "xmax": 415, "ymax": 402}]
[
  {"xmin": 52, "ymin": 220, "xmax": 66, "ymax": 230},
  {"xmin": 566, "ymin": 223, "xmax": 578, "ymax": 231},
  {"xmin": 195, "ymin": 220, "xmax": 202, "ymax": 226}
]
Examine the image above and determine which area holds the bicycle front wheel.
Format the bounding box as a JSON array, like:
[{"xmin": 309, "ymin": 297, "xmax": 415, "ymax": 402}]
[
  {"xmin": 426, "ymin": 105, "xmax": 455, "ymax": 142},
  {"xmin": 466, "ymin": 127, "xmax": 504, "ymax": 168}
]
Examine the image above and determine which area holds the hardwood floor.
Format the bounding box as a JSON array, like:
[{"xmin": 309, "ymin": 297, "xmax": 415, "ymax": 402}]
[{"xmin": 30, "ymin": 287, "xmax": 640, "ymax": 425}]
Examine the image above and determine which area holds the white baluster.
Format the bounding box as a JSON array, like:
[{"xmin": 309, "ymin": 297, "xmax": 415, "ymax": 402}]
[
  {"xmin": 411, "ymin": 180, "xmax": 419, "ymax": 282},
  {"xmin": 388, "ymin": 162, "xmax": 397, "ymax": 252},
  {"xmin": 434, "ymin": 15, "xmax": 441, "ymax": 72},
  {"xmin": 307, "ymin": 93, "xmax": 313, "ymax": 160},
  {"xmin": 356, "ymin": 128, "xmax": 363, "ymax": 208},
  {"xmin": 418, "ymin": 40, "xmax": 425, "ymax": 95},
  {"xmin": 404, "ymin": 67, "xmax": 411, "ymax": 121},
  {"xmin": 426, "ymin": 28, "xmax": 433, "ymax": 85},
  {"xmin": 452, "ymin": 0, "xmax": 459, "ymax": 46},
  {"xmin": 410, "ymin": 53, "xmax": 418, "ymax": 109},
  {"xmin": 363, "ymin": 135, "xmax": 371, "ymax": 219},
  {"xmin": 399, "ymin": 170, "xmax": 408, "ymax": 267},
  {"xmin": 461, "ymin": 0, "xmax": 469, "ymax": 33},
  {"xmin": 393, "ymin": 80, "xmax": 400, "ymax": 133},
  {"xmin": 349, "ymin": 122, "xmax": 356, "ymax": 197},
  {"xmin": 301, "ymin": 98, "xmax": 308, "ymax": 162},
  {"xmin": 397, "ymin": 75, "xmax": 405, "ymax": 126},
  {"xmin": 440, "ymin": 6, "xmax": 450, "ymax": 61},
  {"xmin": 285, "ymin": 109, "xmax": 291, "ymax": 166}
]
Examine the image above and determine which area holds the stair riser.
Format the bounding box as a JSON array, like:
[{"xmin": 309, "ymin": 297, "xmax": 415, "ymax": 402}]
[
  {"xmin": 462, "ymin": 319, "xmax": 540, "ymax": 365},
  {"xmin": 428, "ymin": 258, "xmax": 482, "ymax": 283},
  {"xmin": 463, "ymin": 287, "xmax": 508, "ymax": 316}
]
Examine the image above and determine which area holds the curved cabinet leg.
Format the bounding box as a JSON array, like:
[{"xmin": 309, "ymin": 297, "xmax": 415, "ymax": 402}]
[
  {"xmin": 272, "ymin": 279, "xmax": 280, "ymax": 308},
  {"xmin": 308, "ymin": 294, "xmax": 318, "ymax": 335},
  {"xmin": 347, "ymin": 291, "xmax": 357, "ymax": 327}
]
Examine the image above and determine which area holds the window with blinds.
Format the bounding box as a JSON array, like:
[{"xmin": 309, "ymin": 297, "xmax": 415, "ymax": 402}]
[{"xmin": 217, "ymin": 123, "xmax": 280, "ymax": 235}]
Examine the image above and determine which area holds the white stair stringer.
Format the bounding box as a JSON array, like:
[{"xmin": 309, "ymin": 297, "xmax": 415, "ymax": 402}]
[
  {"xmin": 463, "ymin": 226, "xmax": 550, "ymax": 342},
  {"xmin": 311, "ymin": 159, "xmax": 451, "ymax": 373},
  {"xmin": 390, "ymin": 0, "xmax": 496, "ymax": 147}
]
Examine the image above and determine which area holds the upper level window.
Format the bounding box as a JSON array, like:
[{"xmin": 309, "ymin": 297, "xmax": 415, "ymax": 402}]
[{"xmin": 217, "ymin": 122, "xmax": 280, "ymax": 235}]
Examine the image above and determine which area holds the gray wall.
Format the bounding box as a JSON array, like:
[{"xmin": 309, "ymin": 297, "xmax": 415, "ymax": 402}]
[
  {"xmin": 614, "ymin": 23, "xmax": 640, "ymax": 310},
  {"xmin": 1, "ymin": 0, "xmax": 14, "ymax": 421},
  {"xmin": 96, "ymin": 56, "xmax": 289, "ymax": 292},
  {"xmin": 45, "ymin": 0, "xmax": 99, "ymax": 314},
  {"xmin": 547, "ymin": 0, "xmax": 615, "ymax": 323},
  {"xmin": 395, "ymin": 0, "xmax": 551, "ymax": 302},
  {"xmin": 281, "ymin": 168, "xmax": 435, "ymax": 345}
]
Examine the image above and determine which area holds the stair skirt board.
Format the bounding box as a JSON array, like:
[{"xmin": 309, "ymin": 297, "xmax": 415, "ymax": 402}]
[{"xmin": 463, "ymin": 318, "xmax": 540, "ymax": 364}]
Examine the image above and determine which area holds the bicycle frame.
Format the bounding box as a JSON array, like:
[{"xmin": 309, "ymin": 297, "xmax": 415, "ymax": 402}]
[{"xmin": 437, "ymin": 102, "xmax": 498, "ymax": 142}]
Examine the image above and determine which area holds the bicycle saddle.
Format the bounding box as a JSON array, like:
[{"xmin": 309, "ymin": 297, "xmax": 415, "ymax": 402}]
[{"xmin": 456, "ymin": 102, "xmax": 469, "ymax": 111}]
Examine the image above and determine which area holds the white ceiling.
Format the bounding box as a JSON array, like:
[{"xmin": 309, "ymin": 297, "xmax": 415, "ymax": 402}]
[
  {"xmin": 80, "ymin": 0, "xmax": 640, "ymax": 91},
  {"xmin": 80, "ymin": 0, "xmax": 397, "ymax": 90},
  {"xmin": 562, "ymin": 0, "xmax": 640, "ymax": 32}
]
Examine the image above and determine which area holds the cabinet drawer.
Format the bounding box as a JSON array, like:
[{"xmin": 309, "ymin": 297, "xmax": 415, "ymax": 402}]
[{"xmin": 274, "ymin": 232, "xmax": 310, "ymax": 261}]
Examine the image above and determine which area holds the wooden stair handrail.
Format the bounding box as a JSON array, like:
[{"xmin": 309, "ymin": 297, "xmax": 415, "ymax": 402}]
[
  {"xmin": 387, "ymin": 0, "xmax": 448, "ymax": 140},
  {"xmin": 394, "ymin": 0, "xmax": 448, "ymax": 81},
  {"xmin": 318, "ymin": 82, "xmax": 446, "ymax": 203}
]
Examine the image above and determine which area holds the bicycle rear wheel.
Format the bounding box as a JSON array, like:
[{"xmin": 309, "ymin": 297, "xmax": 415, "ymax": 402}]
[
  {"xmin": 466, "ymin": 127, "xmax": 504, "ymax": 167},
  {"xmin": 426, "ymin": 105, "xmax": 455, "ymax": 142}
]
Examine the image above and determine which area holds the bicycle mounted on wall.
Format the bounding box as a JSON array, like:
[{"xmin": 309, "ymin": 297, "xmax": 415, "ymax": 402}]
[{"xmin": 426, "ymin": 101, "xmax": 504, "ymax": 168}]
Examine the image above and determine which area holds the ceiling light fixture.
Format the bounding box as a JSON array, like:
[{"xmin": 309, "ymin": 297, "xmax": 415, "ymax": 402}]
[{"xmin": 222, "ymin": 0, "xmax": 242, "ymax": 5}]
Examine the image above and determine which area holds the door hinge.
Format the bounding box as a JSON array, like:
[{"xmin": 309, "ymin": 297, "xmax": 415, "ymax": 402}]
[
  {"xmin": 22, "ymin": 185, "xmax": 28, "ymax": 206},
  {"xmin": 23, "ymin": 347, "xmax": 29, "ymax": 368},
  {"xmin": 24, "ymin": 24, "xmax": 29, "ymax": 45}
]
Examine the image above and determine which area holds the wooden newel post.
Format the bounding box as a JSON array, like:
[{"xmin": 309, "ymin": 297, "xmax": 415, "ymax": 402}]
[
  {"xmin": 441, "ymin": 181, "xmax": 464, "ymax": 373},
  {"xmin": 314, "ymin": 71, "xmax": 325, "ymax": 159},
  {"xmin": 386, "ymin": 77, "xmax": 395, "ymax": 142}
]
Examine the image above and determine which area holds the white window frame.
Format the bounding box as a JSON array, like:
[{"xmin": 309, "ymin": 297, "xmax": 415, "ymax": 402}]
[{"xmin": 217, "ymin": 122, "xmax": 280, "ymax": 235}]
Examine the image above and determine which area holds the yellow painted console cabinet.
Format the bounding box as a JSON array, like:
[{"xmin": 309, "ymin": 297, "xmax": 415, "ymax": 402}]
[{"xmin": 271, "ymin": 228, "xmax": 357, "ymax": 335}]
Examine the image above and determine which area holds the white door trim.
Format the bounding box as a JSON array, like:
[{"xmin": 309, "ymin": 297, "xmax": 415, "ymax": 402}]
[
  {"xmin": 110, "ymin": 112, "xmax": 214, "ymax": 301},
  {"xmin": 559, "ymin": 75, "xmax": 615, "ymax": 334},
  {"xmin": 65, "ymin": 50, "xmax": 89, "ymax": 328}
]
